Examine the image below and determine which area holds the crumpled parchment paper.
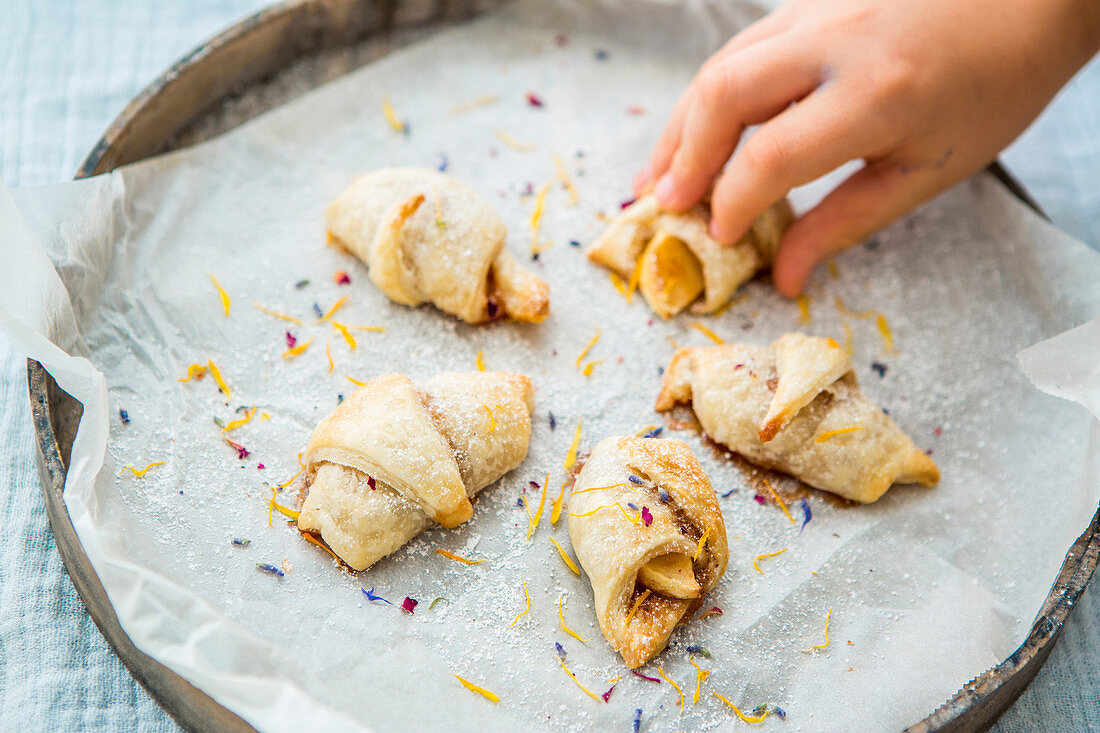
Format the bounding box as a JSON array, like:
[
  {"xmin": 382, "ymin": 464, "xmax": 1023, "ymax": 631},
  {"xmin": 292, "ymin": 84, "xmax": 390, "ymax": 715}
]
[{"xmin": 2, "ymin": 1, "xmax": 1100, "ymax": 730}]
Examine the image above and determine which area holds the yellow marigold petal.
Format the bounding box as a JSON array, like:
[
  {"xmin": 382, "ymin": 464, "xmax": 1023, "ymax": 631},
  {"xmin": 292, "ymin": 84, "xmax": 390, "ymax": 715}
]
[
  {"xmin": 657, "ymin": 666, "xmax": 684, "ymax": 709},
  {"xmin": 804, "ymin": 608, "xmax": 833, "ymax": 652},
  {"xmin": 482, "ymin": 403, "xmax": 496, "ymax": 434},
  {"xmin": 449, "ymin": 94, "xmax": 500, "ymax": 116},
  {"xmin": 207, "ymin": 359, "xmax": 230, "ymax": 403},
  {"xmin": 435, "ymin": 548, "xmax": 484, "ymax": 565},
  {"xmin": 177, "ymin": 364, "xmax": 207, "ymax": 382},
  {"xmin": 575, "ymin": 329, "xmax": 602, "ymax": 368},
  {"xmin": 689, "ymin": 657, "xmax": 710, "ymax": 704},
  {"xmin": 253, "ymin": 302, "xmax": 302, "ymax": 325},
  {"xmin": 711, "ymin": 692, "xmax": 770, "ymax": 723},
  {"xmin": 526, "ymin": 473, "xmax": 549, "ymax": 541},
  {"xmin": 508, "ymin": 581, "xmax": 531, "ymax": 628},
  {"xmin": 796, "ymin": 294, "xmax": 812, "ymax": 324},
  {"xmin": 691, "ymin": 322, "xmax": 724, "ymax": 344},
  {"xmin": 761, "ymin": 478, "xmax": 795, "ymax": 524},
  {"xmin": 693, "ymin": 528, "xmax": 711, "ymax": 561},
  {"xmin": 564, "ymin": 420, "xmax": 582, "ymax": 471},
  {"xmin": 495, "ymin": 129, "xmax": 536, "ymax": 152},
  {"xmin": 581, "ymin": 359, "xmax": 603, "ymax": 376},
  {"xmin": 624, "ymin": 589, "xmax": 651, "ymax": 625},
  {"xmin": 322, "ymin": 296, "xmax": 349, "ymax": 321},
  {"xmin": 329, "ymin": 320, "xmax": 356, "ymax": 349},
  {"xmin": 475, "ymin": 351, "xmax": 486, "ymax": 372},
  {"xmin": 382, "ymin": 97, "xmax": 407, "ymax": 134},
  {"xmin": 208, "ymin": 273, "xmax": 231, "ymax": 316},
  {"xmin": 558, "ymin": 596, "xmax": 588, "ymax": 643},
  {"xmin": 549, "ymin": 537, "xmax": 580, "ymax": 576},
  {"xmin": 454, "ymin": 674, "xmax": 499, "ymax": 703},
  {"xmin": 552, "ymin": 153, "xmax": 579, "ymax": 206},
  {"xmin": 119, "ymin": 461, "xmax": 165, "ymax": 478},
  {"xmin": 529, "ymin": 182, "xmax": 551, "ymax": 257},
  {"xmin": 815, "ymin": 426, "xmax": 863, "ymax": 443},
  {"xmin": 551, "ymin": 480, "xmax": 569, "ymax": 525},
  {"xmin": 281, "ymin": 338, "xmax": 313, "ymax": 360},
  {"xmin": 753, "ymin": 547, "xmax": 788, "ymax": 574},
  {"xmin": 221, "ymin": 407, "xmax": 255, "ymax": 433}
]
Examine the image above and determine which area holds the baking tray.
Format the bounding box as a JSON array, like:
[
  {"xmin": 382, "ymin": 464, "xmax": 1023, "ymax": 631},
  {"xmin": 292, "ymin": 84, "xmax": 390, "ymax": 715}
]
[{"xmin": 25, "ymin": 0, "xmax": 1100, "ymax": 730}]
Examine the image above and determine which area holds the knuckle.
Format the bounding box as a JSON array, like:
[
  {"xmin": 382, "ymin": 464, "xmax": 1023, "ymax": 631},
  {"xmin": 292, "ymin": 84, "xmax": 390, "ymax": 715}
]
[
  {"xmin": 740, "ymin": 130, "xmax": 789, "ymax": 177},
  {"xmin": 696, "ymin": 65, "xmax": 741, "ymax": 109}
]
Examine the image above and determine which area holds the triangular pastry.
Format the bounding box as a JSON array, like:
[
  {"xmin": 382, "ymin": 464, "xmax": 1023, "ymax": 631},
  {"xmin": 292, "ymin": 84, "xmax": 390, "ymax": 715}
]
[
  {"xmin": 567, "ymin": 436, "xmax": 728, "ymax": 667},
  {"xmin": 656, "ymin": 335, "xmax": 939, "ymax": 503},
  {"xmin": 298, "ymin": 371, "xmax": 535, "ymax": 570},
  {"xmin": 326, "ymin": 168, "xmax": 550, "ymax": 323}
]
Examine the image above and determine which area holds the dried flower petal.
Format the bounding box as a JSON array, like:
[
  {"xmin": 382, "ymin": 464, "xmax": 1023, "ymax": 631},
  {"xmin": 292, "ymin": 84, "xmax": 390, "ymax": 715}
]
[
  {"xmin": 256, "ymin": 563, "xmax": 284, "ymax": 577},
  {"xmin": 641, "ymin": 506, "xmax": 653, "ymax": 527},
  {"xmin": 363, "ymin": 587, "xmax": 393, "ymax": 605},
  {"xmin": 401, "ymin": 597, "xmax": 418, "ymax": 614}
]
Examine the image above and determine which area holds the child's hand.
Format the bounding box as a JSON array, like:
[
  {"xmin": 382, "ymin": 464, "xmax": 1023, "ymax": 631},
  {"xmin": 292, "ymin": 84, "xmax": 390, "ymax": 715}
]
[{"xmin": 635, "ymin": 0, "xmax": 1099, "ymax": 296}]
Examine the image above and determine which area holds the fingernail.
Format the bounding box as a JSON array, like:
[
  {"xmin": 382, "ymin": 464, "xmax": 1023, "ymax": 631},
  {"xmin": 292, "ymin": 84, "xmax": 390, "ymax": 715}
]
[
  {"xmin": 633, "ymin": 168, "xmax": 651, "ymax": 194},
  {"xmin": 655, "ymin": 174, "xmax": 675, "ymax": 205},
  {"xmin": 709, "ymin": 218, "xmax": 729, "ymax": 244}
]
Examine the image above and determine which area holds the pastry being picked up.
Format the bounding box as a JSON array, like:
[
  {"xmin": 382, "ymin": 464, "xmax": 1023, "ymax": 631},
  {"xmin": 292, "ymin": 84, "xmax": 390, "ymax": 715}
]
[
  {"xmin": 656, "ymin": 333, "xmax": 939, "ymax": 503},
  {"xmin": 588, "ymin": 193, "xmax": 793, "ymax": 318},
  {"xmin": 297, "ymin": 371, "xmax": 534, "ymax": 570},
  {"xmin": 327, "ymin": 168, "xmax": 550, "ymax": 324},
  {"xmin": 568, "ymin": 435, "xmax": 728, "ymax": 668}
]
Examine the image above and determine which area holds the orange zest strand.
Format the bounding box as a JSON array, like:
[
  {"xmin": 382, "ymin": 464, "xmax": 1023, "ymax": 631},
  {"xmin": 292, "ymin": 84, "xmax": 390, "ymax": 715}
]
[
  {"xmin": 508, "ymin": 581, "xmax": 531, "ymax": 628},
  {"xmin": 551, "ymin": 480, "xmax": 569, "ymax": 525},
  {"xmin": 558, "ymin": 596, "xmax": 588, "ymax": 642},
  {"xmin": 834, "ymin": 295, "xmax": 877, "ymax": 320},
  {"xmin": 796, "ymin": 294, "xmax": 812, "ymax": 324},
  {"xmin": 328, "ymin": 320, "xmax": 356, "ymax": 349},
  {"xmin": 454, "ymin": 674, "xmax": 499, "ymax": 703},
  {"xmin": 207, "ymin": 359, "xmax": 231, "ymax": 403},
  {"xmin": 624, "ymin": 589, "xmax": 651, "ymax": 625},
  {"xmin": 753, "ymin": 547, "xmax": 788, "ymax": 574},
  {"xmin": 300, "ymin": 531, "xmax": 340, "ymax": 561},
  {"xmin": 253, "ymin": 302, "xmax": 303, "ymax": 325},
  {"xmin": 761, "ymin": 478, "xmax": 795, "ymax": 524},
  {"xmin": 325, "ymin": 340, "xmax": 334, "ymax": 373},
  {"xmin": 435, "ymin": 548, "xmax": 484, "ymax": 565},
  {"xmin": 581, "ymin": 360, "xmax": 603, "ymax": 376},
  {"xmin": 569, "ymin": 482, "xmax": 628, "ymax": 496},
  {"xmin": 552, "ymin": 153, "xmax": 580, "ymax": 206},
  {"xmin": 526, "ymin": 473, "xmax": 550, "ymax": 541},
  {"xmin": 529, "ymin": 182, "xmax": 551, "ymax": 257},
  {"xmin": 691, "ymin": 323, "xmax": 724, "ymax": 344},
  {"xmin": 575, "ymin": 329, "xmax": 602, "ymax": 368},
  {"xmin": 120, "ymin": 461, "xmax": 164, "ymax": 478},
  {"xmin": 693, "ymin": 528, "xmax": 711, "ymax": 561},
  {"xmin": 564, "ymin": 420, "xmax": 582, "ymax": 471},
  {"xmin": 449, "ymin": 94, "xmax": 500, "ymax": 116},
  {"xmin": 482, "ymin": 403, "xmax": 496, "ymax": 434},
  {"xmin": 558, "ymin": 658, "xmax": 600, "ymax": 701},
  {"xmin": 549, "ymin": 537, "xmax": 580, "ymax": 576},
  {"xmin": 221, "ymin": 407, "xmax": 255, "ymax": 433},
  {"xmin": 208, "ymin": 273, "xmax": 231, "ymax": 316},
  {"xmin": 475, "ymin": 351, "xmax": 486, "ymax": 372},
  {"xmin": 177, "ymin": 364, "xmax": 207, "ymax": 382},
  {"xmin": 346, "ymin": 324, "xmax": 386, "ymax": 332},
  {"xmin": 346, "ymin": 376, "xmax": 367, "ymax": 386},
  {"xmin": 712, "ymin": 692, "xmax": 771, "ymax": 723},
  {"xmin": 274, "ymin": 458, "xmax": 305, "ymax": 490},
  {"xmin": 815, "ymin": 426, "xmax": 864, "ymax": 443},
  {"xmin": 382, "ymin": 97, "xmax": 407, "ymax": 133},
  {"xmin": 877, "ymin": 313, "xmax": 894, "ymax": 354},
  {"xmin": 804, "ymin": 608, "xmax": 832, "ymax": 652},
  {"xmin": 689, "ymin": 657, "xmax": 710, "ymax": 704},
  {"xmin": 495, "ymin": 129, "xmax": 537, "ymax": 153},
  {"xmin": 657, "ymin": 666, "xmax": 684, "ymax": 708},
  {"xmin": 282, "ymin": 338, "xmax": 313, "ymax": 360}
]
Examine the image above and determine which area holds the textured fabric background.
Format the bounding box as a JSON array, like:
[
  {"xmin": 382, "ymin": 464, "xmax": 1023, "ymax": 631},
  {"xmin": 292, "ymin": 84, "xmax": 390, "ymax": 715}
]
[{"xmin": 0, "ymin": 1, "xmax": 1096, "ymax": 730}]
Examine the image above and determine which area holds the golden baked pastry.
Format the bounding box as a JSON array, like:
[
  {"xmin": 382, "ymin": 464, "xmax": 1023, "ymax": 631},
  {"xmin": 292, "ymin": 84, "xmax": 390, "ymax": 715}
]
[
  {"xmin": 327, "ymin": 168, "xmax": 550, "ymax": 323},
  {"xmin": 567, "ymin": 435, "xmax": 728, "ymax": 667},
  {"xmin": 298, "ymin": 371, "xmax": 534, "ymax": 570},
  {"xmin": 656, "ymin": 333, "xmax": 939, "ymax": 503},
  {"xmin": 588, "ymin": 193, "xmax": 793, "ymax": 318}
]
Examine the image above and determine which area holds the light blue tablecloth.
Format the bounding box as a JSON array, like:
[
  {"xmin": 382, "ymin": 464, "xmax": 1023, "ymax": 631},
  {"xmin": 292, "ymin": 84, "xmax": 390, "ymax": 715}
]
[{"xmin": 0, "ymin": 2, "xmax": 1097, "ymax": 730}]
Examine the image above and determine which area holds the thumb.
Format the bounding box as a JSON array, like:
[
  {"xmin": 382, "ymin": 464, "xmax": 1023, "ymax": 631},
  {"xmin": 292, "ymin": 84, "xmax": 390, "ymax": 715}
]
[{"xmin": 771, "ymin": 163, "xmax": 943, "ymax": 297}]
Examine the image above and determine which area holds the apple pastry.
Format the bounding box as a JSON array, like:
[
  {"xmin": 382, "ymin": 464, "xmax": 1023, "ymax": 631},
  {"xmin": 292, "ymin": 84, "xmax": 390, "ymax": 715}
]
[
  {"xmin": 326, "ymin": 168, "xmax": 550, "ymax": 323},
  {"xmin": 588, "ymin": 193, "xmax": 793, "ymax": 318},
  {"xmin": 567, "ymin": 435, "xmax": 728, "ymax": 668},
  {"xmin": 656, "ymin": 333, "xmax": 939, "ymax": 503},
  {"xmin": 298, "ymin": 371, "xmax": 534, "ymax": 570}
]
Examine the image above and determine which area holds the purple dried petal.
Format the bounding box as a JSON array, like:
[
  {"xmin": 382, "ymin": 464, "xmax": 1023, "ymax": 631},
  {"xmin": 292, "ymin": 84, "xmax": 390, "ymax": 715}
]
[
  {"xmin": 256, "ymin": 562, "xmax": 283, "ymax": 577},
  {"xmin": 641, "ymin": 506, "xmax": 653, "ymax": 527},
  {"xmin": 631, "ymin": 670, "xmax": 661, "ymax": 683},
  {"xmin": 633, "ymin": 709, "xmax": 642, "ymax": 733},
  {"xmin": 401, "ymin": 596, "xmax": 418, "ymax": 614},
  {"xmin": 753, "ymin": 494, "xmax": 766, "ymax": 504},
  {"xmin": 118, "ymin": 409, "xmax": 130, "ymax": 424},
  {"xmin": 367, "ymin": 475, "xmax": 377, "ymax": 490},
  {"xmin": 798, "ymin": 499, "xmax": 812, "ymax": 533},
  {"xmin": 363, "ymin": 587, "xmax": 392, "ymax": 605},
  {"xmin": 628, "ymin": 474, "xmax": 644, "ymax": 485},
  {"xmin": 601, "ymin": 684, "xmax": 616, "ymax": 703},
  {"xmin": 285, "ymin": 331, "xmax": 297, "ymax": 348},
  {"xmin": 555, "ymin": 642, "xmax": 567, "ymax": 661}
]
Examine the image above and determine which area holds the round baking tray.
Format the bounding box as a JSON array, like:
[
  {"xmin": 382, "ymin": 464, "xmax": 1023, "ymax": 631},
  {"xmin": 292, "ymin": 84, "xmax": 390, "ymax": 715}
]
[{"xmin": 26, "ymin": 1, "xmax": 1100, "ymax": 731}]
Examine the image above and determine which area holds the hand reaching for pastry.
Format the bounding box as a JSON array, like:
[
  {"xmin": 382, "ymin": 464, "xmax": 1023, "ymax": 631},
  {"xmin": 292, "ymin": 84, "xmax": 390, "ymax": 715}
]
[{"xmin": 634, "ymin": 0, "xmax": 1100, "ymax": 296}]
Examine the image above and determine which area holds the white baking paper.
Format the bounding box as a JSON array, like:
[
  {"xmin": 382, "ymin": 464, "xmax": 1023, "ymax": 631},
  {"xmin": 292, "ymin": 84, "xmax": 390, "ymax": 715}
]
[{"xmin": 3, "ymin": 1, "xmax": 1100, "ymax": 731}]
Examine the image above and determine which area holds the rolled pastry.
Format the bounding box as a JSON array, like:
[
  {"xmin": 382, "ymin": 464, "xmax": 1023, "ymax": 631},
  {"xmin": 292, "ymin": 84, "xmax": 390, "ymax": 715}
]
[
  {"xmin": 326, "ymin": 168, "xmax": 550, "ymax": 323},
  {"xmin": 588, "ymin": 193, "xmax": 793, "ymax": 318},
  {"xmin": 568, "ymin": 436, "xmax": 728, "ymax": 668},
  {"xmin": 656, "ymin": 333, "xmax": 940, "ymax": 503},
  {"xmin": 298, "ymin": 371, "xmax": 534, "ymax": 570}
]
